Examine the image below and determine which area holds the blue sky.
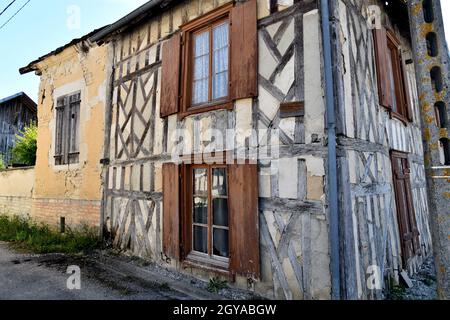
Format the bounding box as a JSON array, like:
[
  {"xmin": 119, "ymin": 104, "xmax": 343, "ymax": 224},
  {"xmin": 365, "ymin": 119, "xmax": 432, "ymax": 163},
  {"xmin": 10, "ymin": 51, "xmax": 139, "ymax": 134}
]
[
  {"xmin": 0, "ymin": 0, "xmax": 449, "ymax": 102},
  {"xmin": 0, "ymin": 0, "xmax": 148, "ymax": 101}
]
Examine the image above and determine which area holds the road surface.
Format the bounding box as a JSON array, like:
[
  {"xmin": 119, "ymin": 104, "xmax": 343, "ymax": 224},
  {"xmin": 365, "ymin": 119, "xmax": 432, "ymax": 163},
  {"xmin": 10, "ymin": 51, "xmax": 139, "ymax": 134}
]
[{"xmin": 0, "ymin": 242, "xmax": 188, "ymax": 300}]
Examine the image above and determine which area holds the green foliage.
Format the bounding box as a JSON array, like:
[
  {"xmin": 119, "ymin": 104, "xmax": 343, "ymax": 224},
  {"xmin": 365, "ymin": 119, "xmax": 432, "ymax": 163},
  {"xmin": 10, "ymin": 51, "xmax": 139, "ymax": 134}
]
[
  {"xmin": 0, "ymin": 215, "xmax": 101, "ymax": 254},
  {"xmin": 386, "ymin": 284, "xmax": 406, "ymax": 300},
  {"xmin": 12, "ymin": 123, "xmax": 37, "ymax": 166},
  {"xmin": 207, "ymin": 277, "xmax": 228, "ymax": 293},
  {"xmin": 0, "ymin": 154, "xmax": 5, "ymax": 170}
]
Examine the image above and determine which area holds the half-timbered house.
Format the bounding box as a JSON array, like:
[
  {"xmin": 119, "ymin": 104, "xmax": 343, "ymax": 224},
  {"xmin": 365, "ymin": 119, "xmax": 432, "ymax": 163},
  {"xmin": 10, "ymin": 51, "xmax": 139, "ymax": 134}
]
[{"xmin": 18, "ymin": 0, "xmax": 444, "ymax": 300}]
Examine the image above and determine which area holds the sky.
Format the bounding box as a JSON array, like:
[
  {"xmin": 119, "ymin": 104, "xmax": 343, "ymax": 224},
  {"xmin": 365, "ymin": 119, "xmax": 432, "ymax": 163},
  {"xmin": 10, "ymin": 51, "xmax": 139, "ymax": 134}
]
[
  {"xmin": 0, "ymin": 0, "xmax": 449, "ymax": 102},
  {"xmin": 0, "ymin": 0, "xmax": 148, "ymax": 101}
]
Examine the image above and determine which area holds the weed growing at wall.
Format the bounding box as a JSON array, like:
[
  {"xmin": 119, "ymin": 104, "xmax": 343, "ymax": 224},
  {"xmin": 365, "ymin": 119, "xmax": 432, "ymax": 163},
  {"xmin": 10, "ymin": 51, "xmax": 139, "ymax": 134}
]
[
  {"xmin": 0, "ymin": 215, "xmax": 100, "ymax": 254},
  {"xmin": 206, "ymin": 277, "xmax": 228, "ymax": 293},
  {"xmin": 0, "ymin": 154, "xmax": 5, "ymax": 170}
]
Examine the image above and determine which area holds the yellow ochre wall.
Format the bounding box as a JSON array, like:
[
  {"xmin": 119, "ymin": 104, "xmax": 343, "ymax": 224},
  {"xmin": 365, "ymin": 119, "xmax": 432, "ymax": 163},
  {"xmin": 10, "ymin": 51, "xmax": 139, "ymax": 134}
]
[{"xmin": 31, "ymin": 42, "xmax": 109, "ymax": 228}]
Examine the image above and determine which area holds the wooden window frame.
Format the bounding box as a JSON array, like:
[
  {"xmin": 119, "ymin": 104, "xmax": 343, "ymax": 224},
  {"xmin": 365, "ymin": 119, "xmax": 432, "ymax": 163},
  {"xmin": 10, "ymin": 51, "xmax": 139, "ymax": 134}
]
[
  {"xmin": 386, "ymin": 30, "xmax": 410, "ymax": 124},
  {"xmin": 179, "ymin": 3, "xmax": 234, "ymax": 119},
  {"xmin": 54, "ymin": 91, "xmax": 81, "ymax": 166},
  {"xmin": 181, "ymin": 163, "xmax": 230, "ymax": 271}
]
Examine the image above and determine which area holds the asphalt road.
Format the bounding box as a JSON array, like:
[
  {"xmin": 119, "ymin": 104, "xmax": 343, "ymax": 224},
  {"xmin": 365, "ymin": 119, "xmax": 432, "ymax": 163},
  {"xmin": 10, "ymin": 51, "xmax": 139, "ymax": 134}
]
[{"xmin": 0, "ymin": 242, "xmax": 187, "ymax": 300}]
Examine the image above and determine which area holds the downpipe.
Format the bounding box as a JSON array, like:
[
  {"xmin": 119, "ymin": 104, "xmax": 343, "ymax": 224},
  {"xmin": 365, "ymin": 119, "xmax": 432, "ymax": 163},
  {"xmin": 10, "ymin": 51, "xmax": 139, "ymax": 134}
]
[{"xmin": 320, "ymin": 0, "xmax": 341, "ymax": 300}]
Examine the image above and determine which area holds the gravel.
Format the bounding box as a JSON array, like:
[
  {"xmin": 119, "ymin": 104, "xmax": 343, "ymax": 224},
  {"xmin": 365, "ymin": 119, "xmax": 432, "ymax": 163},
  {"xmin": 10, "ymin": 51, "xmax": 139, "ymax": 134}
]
[{"xmin": 387, "ymin": 256, "xmax": 437, "ymax": 300}]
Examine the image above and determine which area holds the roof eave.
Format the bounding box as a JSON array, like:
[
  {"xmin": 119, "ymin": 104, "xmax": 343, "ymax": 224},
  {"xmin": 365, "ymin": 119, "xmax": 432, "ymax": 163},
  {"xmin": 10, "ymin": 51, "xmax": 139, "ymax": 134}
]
[{"xmin": 90, "ymin": 0, "xmax": 176, "ymax": 44}]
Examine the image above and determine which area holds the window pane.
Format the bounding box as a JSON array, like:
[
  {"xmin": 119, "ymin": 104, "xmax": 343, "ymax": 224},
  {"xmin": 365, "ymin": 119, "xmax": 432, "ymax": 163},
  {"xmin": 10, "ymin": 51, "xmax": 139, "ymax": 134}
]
[
  {"xmin": 193, "ymin": 226, "xmax": 208, "ymax": 253},
  {"xmin": 212, "ymin": 168, "xmax": 227, "ymax": 196},
  {"xmin": 212, "ymin": 23, "xmax": 229, "ymax": 100},
  {"xmin": 193, "ymin": 168, "xmax": 208, "ymax": 196},
  {"xmin": 192, "ymin": 31, "xmax": 210, "ymax": 105},
  {"xmin": 193, "ymin": 197, "xmax": 208, "ymax": 224},
  {"xmin": 212, "ymin": 198, "xmax": 228, "ymax": 227},
  {"xmin": 213, "ymin": 228, "xmax": 229, "ymax": 257}
]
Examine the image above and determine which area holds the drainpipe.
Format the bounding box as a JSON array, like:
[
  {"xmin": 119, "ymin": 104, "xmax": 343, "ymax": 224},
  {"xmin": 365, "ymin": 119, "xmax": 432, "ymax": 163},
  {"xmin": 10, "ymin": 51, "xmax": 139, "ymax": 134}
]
[{"xmin": 320, "ymin": 0, "xmax": 341, "ymax": 300}]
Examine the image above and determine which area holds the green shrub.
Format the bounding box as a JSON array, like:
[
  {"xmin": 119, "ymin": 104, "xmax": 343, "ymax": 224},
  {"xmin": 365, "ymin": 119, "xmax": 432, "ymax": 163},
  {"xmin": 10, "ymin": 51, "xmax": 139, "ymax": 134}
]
[
  {"xmin": 0, "ymin": 215, "xmax": 101, "ymax": 254},
  {"xmin": 0, "ymin": 154, "xmax": 5, "ymax": 170},
  {"xmin": 12, "ymin": 123, "xmax": 37, "ymax": 166}
]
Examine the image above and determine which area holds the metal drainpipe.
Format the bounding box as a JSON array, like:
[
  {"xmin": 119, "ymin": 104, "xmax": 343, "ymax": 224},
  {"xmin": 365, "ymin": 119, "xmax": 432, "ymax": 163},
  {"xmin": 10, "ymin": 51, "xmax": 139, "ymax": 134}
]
[{"xmin": 320, "ymin": 0, "xmax": 341, "ymax": 300}]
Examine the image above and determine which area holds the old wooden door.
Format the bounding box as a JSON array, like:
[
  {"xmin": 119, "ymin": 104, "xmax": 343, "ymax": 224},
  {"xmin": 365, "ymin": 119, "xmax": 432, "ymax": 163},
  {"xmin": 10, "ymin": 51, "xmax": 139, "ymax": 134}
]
[{"xmin": 391, "ymin": 151, "xmax": 421, "ymax": 266}]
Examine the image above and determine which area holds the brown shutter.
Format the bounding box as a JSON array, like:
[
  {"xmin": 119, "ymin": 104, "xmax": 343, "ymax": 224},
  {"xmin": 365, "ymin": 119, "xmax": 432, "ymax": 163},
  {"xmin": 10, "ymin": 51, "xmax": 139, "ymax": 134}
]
[
  {"xmin": 160, "ymin": 33, "xmax": 181, "ymax": 118},
  {"xmin": 402, "ymin": 159, "xmax": 420, "ymax": 254},
  {"xmin": 373, "ymin": 27, "xmax": 393, "ymax": 108},
  {"xmin": 230, "ymin": 0, "xmax": 258, "ymax": 100},
  {"xmin": 228, "ymin": 163, "xmax": 260, "ymax": 278},
  {"xmin": 162, "ymin": 163, "xmax": 180, "ymax": 260},
  {"xmin": 401, "ymin": 59, "xmax": 414, "ymax": 122}
]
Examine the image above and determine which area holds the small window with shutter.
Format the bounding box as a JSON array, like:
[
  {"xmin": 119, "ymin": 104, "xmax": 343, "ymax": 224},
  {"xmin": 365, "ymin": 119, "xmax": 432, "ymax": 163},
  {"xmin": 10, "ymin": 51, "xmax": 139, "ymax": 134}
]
[
  {"xmin": 374, "ymin": 28, "xmax": 413, "ymax": 123},
  {"xmin": 162, "ymin": 161, "xmax": 260, "ymax": 279},
  {"xmin": 159, "ymin": 0, "xmax": 257, "ymax": 118},
  {"xmin": 54, "ymin": 91, "xmax": 81, "ymax": 165}
]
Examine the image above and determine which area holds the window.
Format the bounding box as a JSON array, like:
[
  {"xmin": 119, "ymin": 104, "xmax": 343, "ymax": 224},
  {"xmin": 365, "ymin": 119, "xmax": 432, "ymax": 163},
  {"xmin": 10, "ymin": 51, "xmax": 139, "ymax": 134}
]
[
  {"xmin": 185, "ymin": 165, "xmax": 230, "ymax": 267},
  {"xmin": 182, "ymin": 6, "xmax": 232, "ymax": 114},
  {"xmin": 391, "ymin": 151, "xmax": 420, "ymax": 266},
  {"xmin": 159, "ymin": 0, "xmax": 258, "ymax": 118},
  {"xmin": 55, "ymin": 91, "xmax": 80, "ymax": 165},
  {"xmin": 374, "ymin": 27, "xmax": 413, "ymax": 122},
  {"xmin": 162, "ymin": 162, "xmax": 260, "ymax": 277},
  {"xmin": 191, "ymin": 22, "xmax": 229, "ymax": 106}
]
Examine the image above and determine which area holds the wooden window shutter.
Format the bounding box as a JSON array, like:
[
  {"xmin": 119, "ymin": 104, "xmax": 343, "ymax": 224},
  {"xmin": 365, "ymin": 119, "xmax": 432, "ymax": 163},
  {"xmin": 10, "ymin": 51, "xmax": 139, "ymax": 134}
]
[
  {"xmin": 401, "ymin": 59, "xmax": 414, "ymax": 121},
  {"xmin": 228, "ymin": 163, "xmax": 260, "ymax": 278},
  {"xmin": 402, "ymin": 159, "xmax": 421, "ymax": 254},
  {"xmin": 55, "ymin": 97, "xmax": 66, "ymax": 165},
  {"xmin": 162, "ymin": 162, "xmax": 180, "ymax": 260},
  {"xmin": 69, "ymin": 93, "xmax": 80, "ymax": 154},
  {"xmin": 160, "ymin": 33, "xmax": 181, "ymax": 118},
  {"xmin": 373, "ymin": 27, "xmax": 393, "ymax": 108},
  {"xmin": 230, "ymin": 0, "xmax": 258, "ymax": 100}
]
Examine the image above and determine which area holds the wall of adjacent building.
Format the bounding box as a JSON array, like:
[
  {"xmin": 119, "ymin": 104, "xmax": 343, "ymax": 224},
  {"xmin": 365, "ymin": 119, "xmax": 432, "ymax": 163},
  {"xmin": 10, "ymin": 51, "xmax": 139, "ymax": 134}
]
[
  {"xmin": 30, "ymin": 43, "xmax": 109, "ymax": 228},
  {"xmin": 336, "ymin": 0, "xmax": 432, "ymax": 299},
  {"xmin": 0, "ymin": 167, "xmax": 34, "ymax": 218}
]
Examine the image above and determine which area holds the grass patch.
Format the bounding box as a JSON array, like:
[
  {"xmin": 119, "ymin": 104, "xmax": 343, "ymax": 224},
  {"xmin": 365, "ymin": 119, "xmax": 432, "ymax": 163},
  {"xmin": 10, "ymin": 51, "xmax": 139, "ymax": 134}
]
[
  {"xmin": 386, "ymin": 284, "xmax": 406, "ymax": 300},
  {"xmin": 207, "ymin": 277, "xmax": 228, "ymax": 293},
  {"xmin": 0, "ymin": 215, "xmax": 101, "ymax": 254}
]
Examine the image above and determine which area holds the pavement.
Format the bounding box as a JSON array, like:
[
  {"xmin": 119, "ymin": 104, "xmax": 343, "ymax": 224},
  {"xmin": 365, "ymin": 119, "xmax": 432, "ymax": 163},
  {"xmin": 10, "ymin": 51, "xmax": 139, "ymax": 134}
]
[
  {"xmin": 0, "ymin": 242, "xmax": 190, "ymax": 300},
  {"xmin": 0, "ymin": 242, "xmax": 256, "ymax": 300}
]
